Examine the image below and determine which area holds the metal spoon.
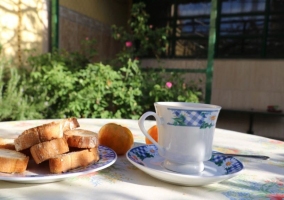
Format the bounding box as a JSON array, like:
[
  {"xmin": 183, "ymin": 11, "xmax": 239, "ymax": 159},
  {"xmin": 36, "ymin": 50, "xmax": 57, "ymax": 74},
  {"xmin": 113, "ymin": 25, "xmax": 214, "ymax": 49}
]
[{"xmin": 213, "ymin": 153, "xmax": 269, "ymax": 160}]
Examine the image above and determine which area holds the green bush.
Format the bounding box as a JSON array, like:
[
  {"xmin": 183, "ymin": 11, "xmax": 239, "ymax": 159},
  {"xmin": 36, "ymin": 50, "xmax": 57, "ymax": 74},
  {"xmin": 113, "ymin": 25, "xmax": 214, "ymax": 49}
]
[
  {"xmin": 22, "ymin": 51, "xmax": 201, "ymax": 119},
  {"xmin": 0, "ymin": 46, "xmax": 44, "ymax": 121},
  {"xmin": 0, "ymin": 2, "xmax": 202, "ymax": 121},
  {"xmin": 23, "ymin": 49, "xmax": 145, "ymax": 119},
  {"xmin": 63, "ymin": 59, "xmax": 144, "ymax": 119},
  {"xmin": 140, "ymin": 68, "xmax": 202, "ymax": 112},
  {"xmin": 111, "ymin": 2, "xmax": 202, "ymax": 112}
]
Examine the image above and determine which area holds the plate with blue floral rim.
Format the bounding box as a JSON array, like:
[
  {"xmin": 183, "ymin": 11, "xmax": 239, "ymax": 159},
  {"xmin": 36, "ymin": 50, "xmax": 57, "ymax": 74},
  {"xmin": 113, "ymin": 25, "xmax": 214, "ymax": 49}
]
[
  {"xmin": 0, "ymin": 145, "xmax": 117, "ymax": 184},
  {"xmin": 126, "ymin": 144, "xmax": 244, "ymax": 186}
]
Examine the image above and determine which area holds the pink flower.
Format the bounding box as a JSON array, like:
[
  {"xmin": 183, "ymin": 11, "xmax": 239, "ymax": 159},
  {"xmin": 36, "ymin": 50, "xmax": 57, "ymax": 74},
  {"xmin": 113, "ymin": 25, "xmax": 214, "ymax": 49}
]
[
  {"xmin": 85, "ymin": 37, "xmax": 89, "ymax": 40},
  {"xmin": 125, "ymin": 41, "xmax": 132, "ymax": 47},
  {"xmin": 166, "ymin": 82, "xmax": 172, "ymax": 88},
  {"xmin": 149, "ymin": 25, "xmax": 153, "ymax": 29}
]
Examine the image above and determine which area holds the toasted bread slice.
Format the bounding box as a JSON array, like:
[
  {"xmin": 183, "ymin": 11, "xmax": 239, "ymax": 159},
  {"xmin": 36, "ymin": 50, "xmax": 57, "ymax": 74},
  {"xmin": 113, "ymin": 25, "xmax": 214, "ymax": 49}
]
[
  {"xmin": 30, "ymin": 138, "xmax": 69, "ymax": 164},
  {"xmin": 0, "ymin": 138, "xmax": 15, "ymax": 150},
  {"xmin": 0, "ymin": 149, "xmax": 29, "ymax": 173},
  {"xmin": 64, "ymin": 129, "xmax": 98, "ymax": 149},
  {"xmin": 0, "ymin": 138, "xmax": 32, "ymax": 159},
  {"xmin": 49, "ymin": 148, "xmax": 99, "ymax": 174},
  {"xmin": 14, "ymin": 118, "xmax": 80, "ymax": 151}
]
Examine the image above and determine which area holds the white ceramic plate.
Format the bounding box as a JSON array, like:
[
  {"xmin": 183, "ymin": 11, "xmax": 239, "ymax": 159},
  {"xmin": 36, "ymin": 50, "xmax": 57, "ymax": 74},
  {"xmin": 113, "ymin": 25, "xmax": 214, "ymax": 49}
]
[
  {"xmin": 126, "ymin": 144, "xmax": 244, "ymax": 186},
  {"xmin": 0, "ymin": 145, "xmax": 117, "ymax": 184}
]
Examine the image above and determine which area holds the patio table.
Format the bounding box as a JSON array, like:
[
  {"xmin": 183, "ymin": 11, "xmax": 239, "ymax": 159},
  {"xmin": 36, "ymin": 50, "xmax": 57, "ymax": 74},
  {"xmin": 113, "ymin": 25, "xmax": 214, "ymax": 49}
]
[{"xmin": 0, "ymin": 118, "xmax": 283, "ymax": 200}]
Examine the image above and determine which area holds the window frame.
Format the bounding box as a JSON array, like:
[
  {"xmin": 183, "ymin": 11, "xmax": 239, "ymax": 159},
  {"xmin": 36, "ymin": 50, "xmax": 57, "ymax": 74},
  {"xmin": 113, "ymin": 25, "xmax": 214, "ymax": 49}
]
[{"xmin": 140, "ymin": 0, "xmax": 284, "ymax": 59}]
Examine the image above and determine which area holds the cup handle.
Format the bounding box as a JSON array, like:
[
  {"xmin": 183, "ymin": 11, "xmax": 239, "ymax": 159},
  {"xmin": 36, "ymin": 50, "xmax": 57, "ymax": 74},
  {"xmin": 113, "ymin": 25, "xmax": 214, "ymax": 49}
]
[{"xmin": 138, "ymin": 111, "xmax": 162, "ymax": 150}]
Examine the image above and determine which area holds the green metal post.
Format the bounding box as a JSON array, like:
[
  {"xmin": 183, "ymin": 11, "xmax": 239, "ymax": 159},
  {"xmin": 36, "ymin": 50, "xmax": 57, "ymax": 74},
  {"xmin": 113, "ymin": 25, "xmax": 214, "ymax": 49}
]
[
  {"xmin": 261, "ymin": 0, "xmax": 270, "ymax": 58},
  {"xmin": 205, "ymin": 0, "xmax": 217, "ymax": 104},
  {"xmin": 171, "ymin": 2, "xmax": 178, "ymax": 57},
  {"xmin": 51, "ymin": 0, "xmax": 59, "ymax": 50},
  {"xmin": 214, "ymin": 0, "xmax": 221, "ymax": 58}
]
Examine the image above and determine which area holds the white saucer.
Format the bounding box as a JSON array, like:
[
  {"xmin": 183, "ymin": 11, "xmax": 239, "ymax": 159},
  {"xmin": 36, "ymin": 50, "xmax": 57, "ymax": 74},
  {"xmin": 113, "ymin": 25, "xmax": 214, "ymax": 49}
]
[
  {"xmin": 0, "ymin": 146, "xmax": 117, "ymax": 184},
  {"xmin": 126, "ymin": 144, "xmax": 244, "ymax": 186}
]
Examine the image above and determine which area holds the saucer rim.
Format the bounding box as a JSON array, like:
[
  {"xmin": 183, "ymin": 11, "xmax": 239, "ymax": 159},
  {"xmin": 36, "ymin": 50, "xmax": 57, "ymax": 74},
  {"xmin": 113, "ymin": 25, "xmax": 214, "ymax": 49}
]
[{"xmin": 126, "ymin": 144, "xmax": 244, "ymax": 186}]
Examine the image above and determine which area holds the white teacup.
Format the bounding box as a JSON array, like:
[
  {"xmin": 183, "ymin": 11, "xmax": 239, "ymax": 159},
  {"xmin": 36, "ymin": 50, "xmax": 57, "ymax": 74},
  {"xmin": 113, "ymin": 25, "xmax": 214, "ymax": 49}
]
[{"xmin": 138, "ymin": 102, "xmax": 221, "ymax": 175}]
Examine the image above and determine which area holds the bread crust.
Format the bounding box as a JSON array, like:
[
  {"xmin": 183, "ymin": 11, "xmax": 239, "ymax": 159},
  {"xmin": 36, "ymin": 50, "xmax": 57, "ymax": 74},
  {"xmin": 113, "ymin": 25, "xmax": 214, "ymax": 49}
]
[
  {"xmin": 0, "ymin": 149, "xmax": 29, "ymax": 173},
  {"xmin": 14, "ymin": 118, "xmax": 79, "ymax": 151},
  {"xmin": 64, "ymin": 129, "xmax": 98, "ymax": 148},
  {"xmin": 49, "ymin": 148, "xmax": 99, "ymax": 173},
  {"xmin": 30, "ymin": 138, "xmax": 69, "ymax": 164}
]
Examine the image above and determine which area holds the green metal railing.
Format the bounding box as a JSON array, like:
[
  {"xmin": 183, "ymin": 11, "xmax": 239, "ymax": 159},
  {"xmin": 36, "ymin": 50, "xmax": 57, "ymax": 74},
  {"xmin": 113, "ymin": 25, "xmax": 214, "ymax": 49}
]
[
  {"xmin": 205, "ymin": 0, "xmax": 217, "ymax": 104},
  {"xmin": 51, "ymin": 0, "xmax": 59, "ymax": 50}
]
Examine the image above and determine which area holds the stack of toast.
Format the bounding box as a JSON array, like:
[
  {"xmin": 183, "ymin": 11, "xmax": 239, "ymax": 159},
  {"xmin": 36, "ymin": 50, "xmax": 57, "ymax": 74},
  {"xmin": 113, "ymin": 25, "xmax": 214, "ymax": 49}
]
[{"xmin": 0, "ymin": 118, "xmax": 100, "ymax": 174}]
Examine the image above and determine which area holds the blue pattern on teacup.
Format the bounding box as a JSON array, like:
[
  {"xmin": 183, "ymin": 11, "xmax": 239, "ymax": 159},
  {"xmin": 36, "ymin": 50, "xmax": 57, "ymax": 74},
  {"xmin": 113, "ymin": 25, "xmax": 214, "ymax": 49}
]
[{"xmin": 168, "ymin": 109, "xmax": 219, "ymax": 128}]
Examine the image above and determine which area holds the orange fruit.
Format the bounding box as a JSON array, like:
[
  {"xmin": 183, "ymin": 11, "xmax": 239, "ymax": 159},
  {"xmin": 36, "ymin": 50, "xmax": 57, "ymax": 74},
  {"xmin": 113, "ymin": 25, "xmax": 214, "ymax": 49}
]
[
  {"xmin": 98, "ymin": 123, "xmax": 134, "ymax": 155},
  {"xmin": 145, "ymin": 125, "xmax": 158, "ymax": 144}
]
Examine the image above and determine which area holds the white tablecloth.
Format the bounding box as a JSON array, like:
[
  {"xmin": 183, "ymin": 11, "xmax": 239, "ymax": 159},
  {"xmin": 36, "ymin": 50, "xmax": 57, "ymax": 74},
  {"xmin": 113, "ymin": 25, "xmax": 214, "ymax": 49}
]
[{"xmin": 0, "ymin": 118, "xmax": 284, "ymax": 200}]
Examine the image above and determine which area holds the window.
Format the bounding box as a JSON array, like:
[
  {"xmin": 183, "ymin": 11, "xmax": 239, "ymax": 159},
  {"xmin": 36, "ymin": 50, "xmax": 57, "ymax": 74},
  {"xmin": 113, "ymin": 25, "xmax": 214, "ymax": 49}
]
[
  {"xmin": 139, "ymin": 0, "xmax": 284, "ymax": 58},
  {"xmin": 216, "ymin": 0, "xmax": 284, "ymax": 58}
]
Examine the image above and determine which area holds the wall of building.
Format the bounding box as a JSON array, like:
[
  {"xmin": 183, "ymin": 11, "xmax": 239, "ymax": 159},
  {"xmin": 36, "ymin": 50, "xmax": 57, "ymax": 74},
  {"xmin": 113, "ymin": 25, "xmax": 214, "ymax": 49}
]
[
  {"xmin": 212, "ymin": 59, "xmax": 284, "ymax": 140},
  {"xmin": 60, "ymin": 0, "xmax": 130, "ymax": 27},
  {"xmin": 0, "ymin": 0, "xmax": 131, "ymax": 66},
  {"xmin": 0, "ymin": 0, "xmax": 49, "ymax": 66},
  {"xmin": 141, "ymin": 58, "xmax": 284, "ymax": 140},
  {"xmin": 59, "ymin": 0, "xmax": 131, "ymax": 62},
  {"xmin": 212, "ymin": 60, "xmax": 284, "ymax": 110}
]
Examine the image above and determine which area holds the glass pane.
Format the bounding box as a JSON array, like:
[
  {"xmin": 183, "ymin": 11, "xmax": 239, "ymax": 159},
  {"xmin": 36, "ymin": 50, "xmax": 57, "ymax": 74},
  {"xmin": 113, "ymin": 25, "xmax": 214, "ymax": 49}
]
[
  {"xmin": 176, "ymin": 18, "xmax": 210, "ymax": 37},
  {"xmin": 266, "ymin": 37, "xmax": 284, "ymax": 57},
  {"xmin": 218, "ymin": 38, "xmax": 262, "ymax": 57},
  {"xmin": 269, "ymin": 14, "xmax": 284, "ymax": 35},
  {"xmin": 221, "ymin": 0, "xmax": 266, "ymax": 14},
  {"xmin": 220, "ymin": 16, "xmax": 264, "ymax": 36},
  {"xmin": 178, "ymin": 1, "xmax": 211, "ymax": 17},
  {"xmin": 270, "ymin": 0, "xmax": 284, "ymax": 12},
  {"xmin": 174, "ymin": 39, "xmax": 208, "ymax": 57},
  {"xmin": 146, "ymin": 2, "xmax": 172, "ymax": 27}
]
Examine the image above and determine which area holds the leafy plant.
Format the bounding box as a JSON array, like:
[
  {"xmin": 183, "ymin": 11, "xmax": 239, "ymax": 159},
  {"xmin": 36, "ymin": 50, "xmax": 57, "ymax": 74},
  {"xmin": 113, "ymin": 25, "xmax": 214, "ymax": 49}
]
[
  {"xmin": 0, "ymin": 2, "xmax": 202, "ymax": 121},
  {"xmin": 23, "ymin": 49, "xmax": 144, "ymax": 119},
  {"xmin": 64, "ymin": 59, "xmax": 143, "ymax": 119},
  {"xmin": 111, "ymin": 2, "xmax": 202, "ymax": 112},
  {"xmin": 111, "ymin": 2, "xmax": 169, "ymax": 65},
  {"xmin": 22, "ymin": 2, "xmax": 201, "ymax": 119},
  {"xmin": 0, "ymin": 46, "xmax": 43, "ymax": 121},
  {"xmin": 139, "ymin": 67, "xmax": 201, "ymax": 112}
]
